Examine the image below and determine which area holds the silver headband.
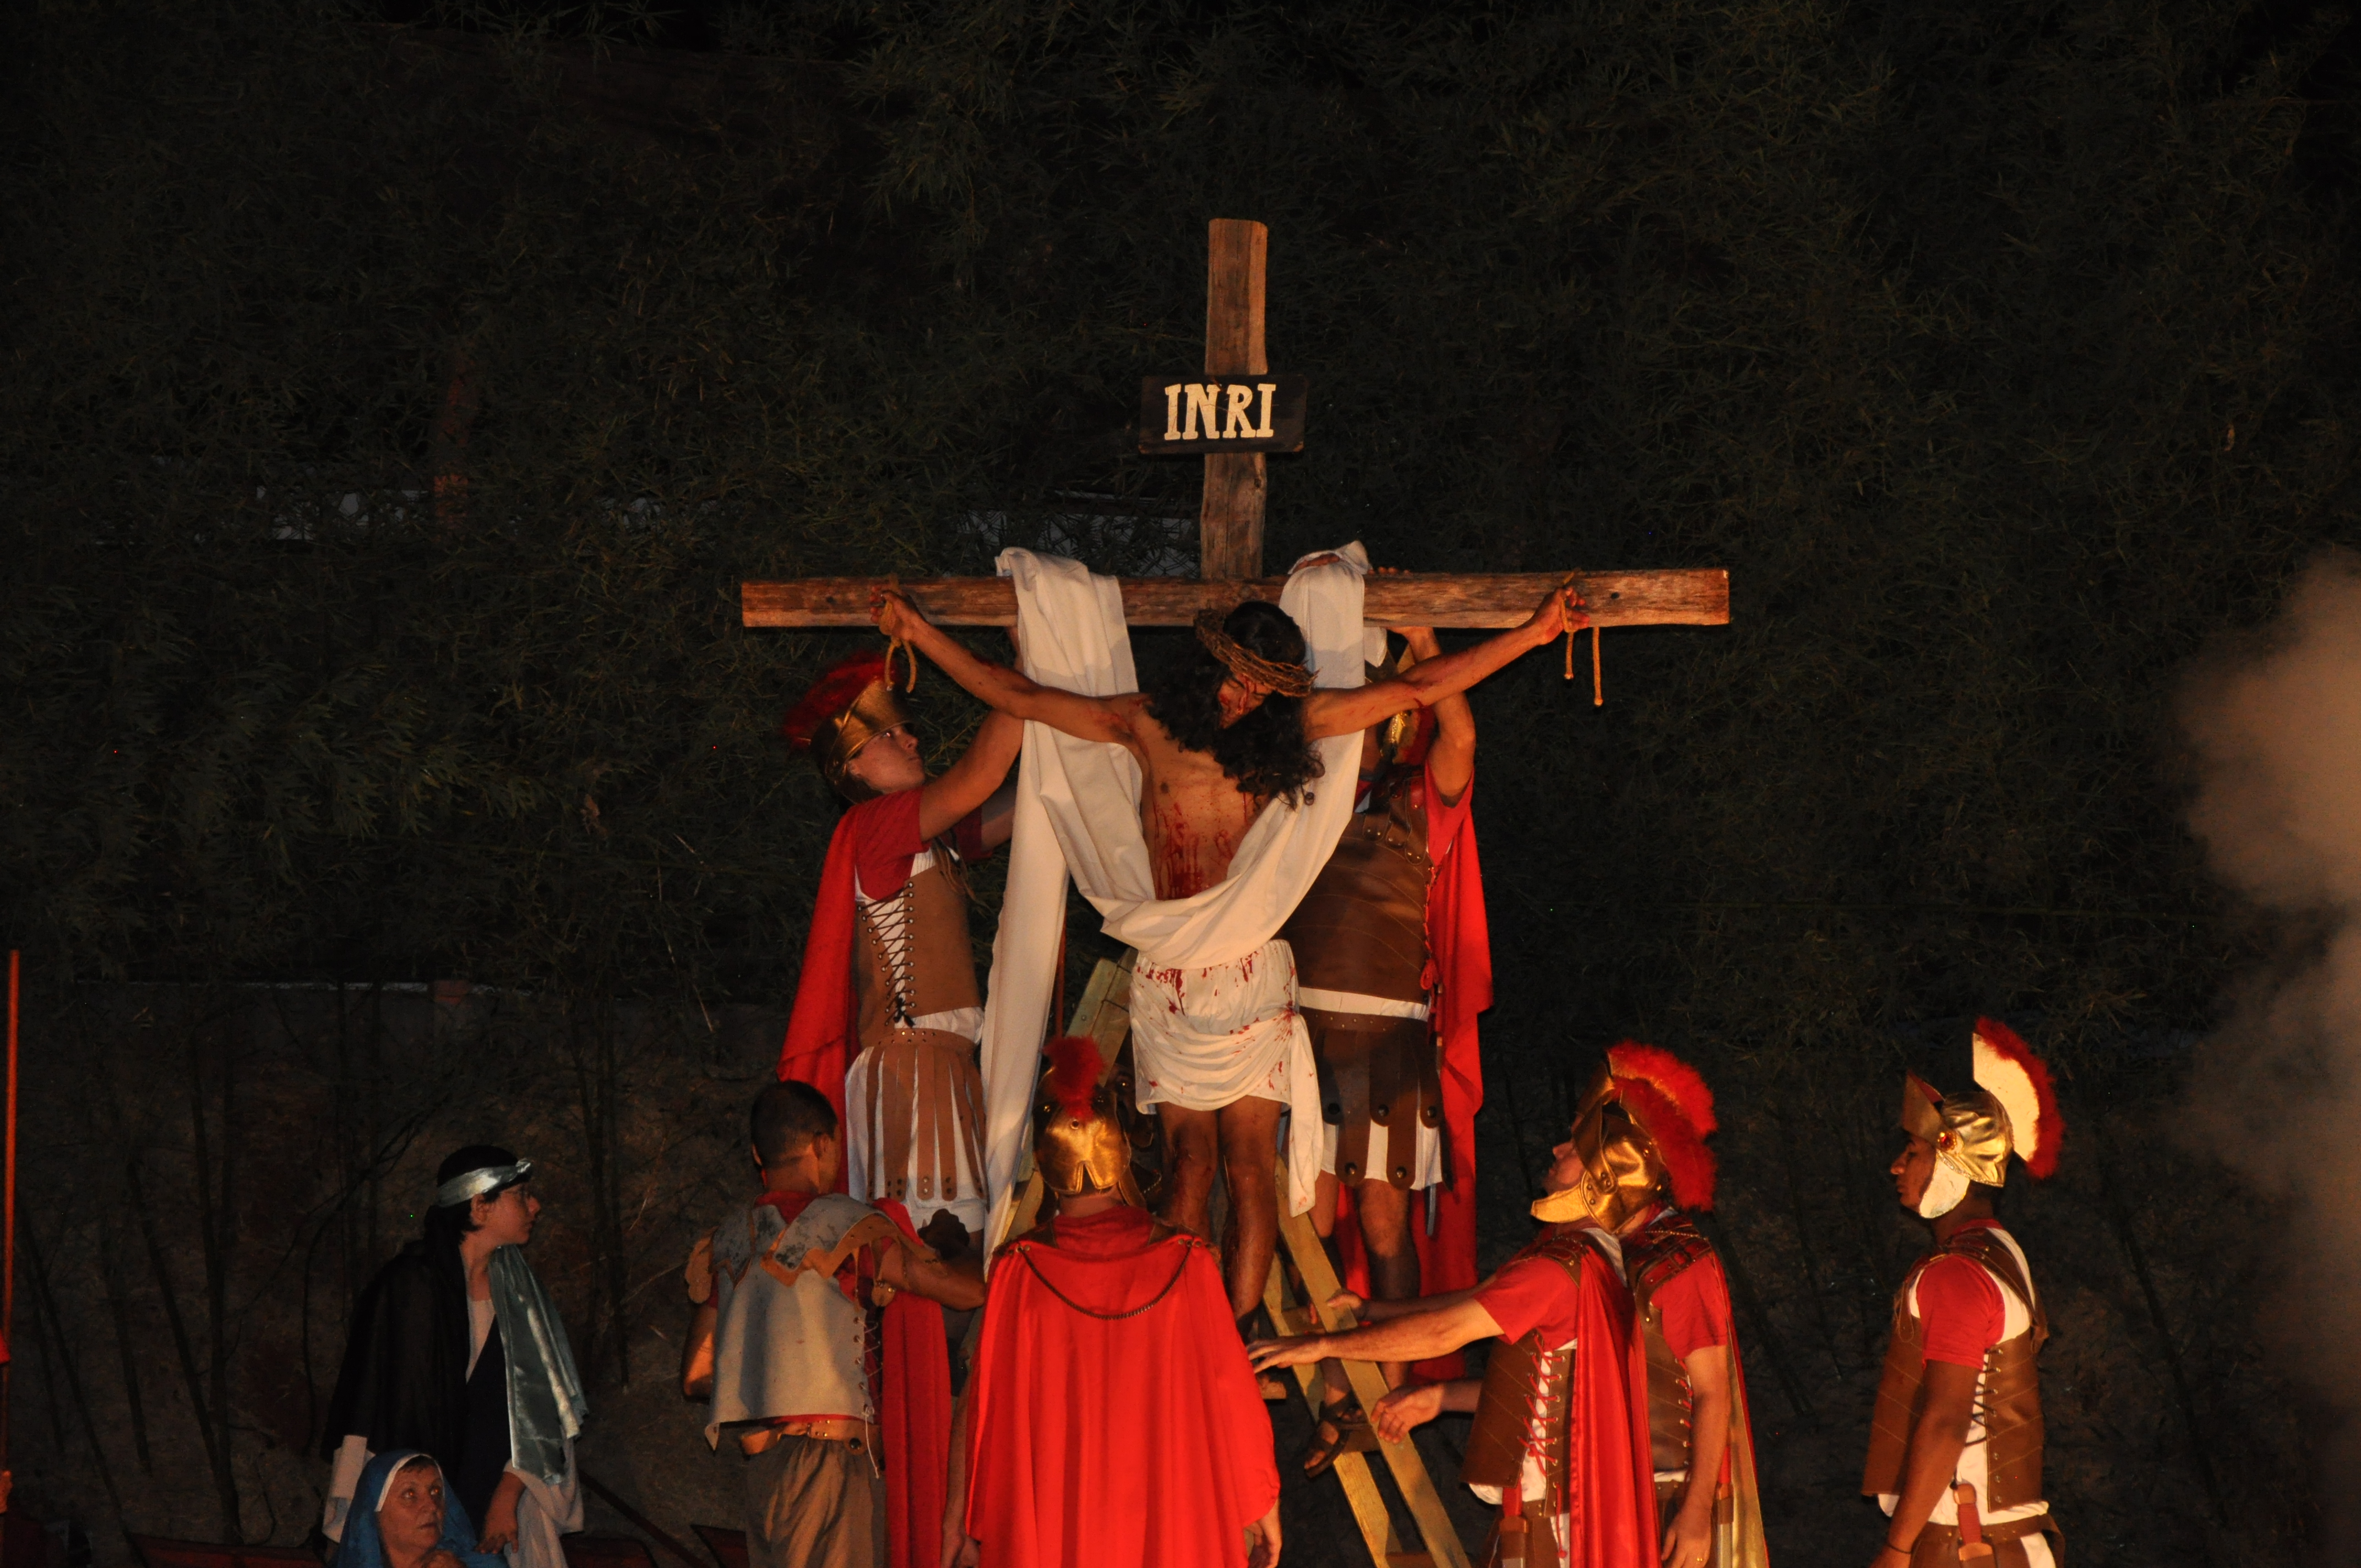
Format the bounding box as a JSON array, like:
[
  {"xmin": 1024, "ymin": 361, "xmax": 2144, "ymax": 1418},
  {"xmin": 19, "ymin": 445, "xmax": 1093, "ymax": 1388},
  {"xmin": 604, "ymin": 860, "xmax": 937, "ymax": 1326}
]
[{"xmin": 433, "ymin": 1158, "xmax": 532, "ymax": 1208}]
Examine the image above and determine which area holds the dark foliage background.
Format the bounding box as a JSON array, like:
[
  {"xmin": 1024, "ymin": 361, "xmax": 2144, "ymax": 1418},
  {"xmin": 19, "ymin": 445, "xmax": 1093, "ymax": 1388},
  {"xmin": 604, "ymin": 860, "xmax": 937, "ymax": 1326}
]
[{"xmin": 7, "ymin": 0, "xmax": 2360, "ymax": 1560}]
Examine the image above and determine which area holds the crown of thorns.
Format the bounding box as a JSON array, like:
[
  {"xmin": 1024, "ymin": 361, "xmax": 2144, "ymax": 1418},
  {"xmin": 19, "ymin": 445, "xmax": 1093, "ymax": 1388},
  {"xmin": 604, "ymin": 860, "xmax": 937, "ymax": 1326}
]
[{"xmin": 1194, "ymin": 609, "xmax": 1314, "ymax": 697}]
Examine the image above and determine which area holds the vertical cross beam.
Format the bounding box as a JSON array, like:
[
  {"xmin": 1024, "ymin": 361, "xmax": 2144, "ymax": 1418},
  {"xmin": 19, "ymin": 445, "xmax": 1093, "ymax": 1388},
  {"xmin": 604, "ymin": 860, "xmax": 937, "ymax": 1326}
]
[{"xmin": 1199, "ymin": 220, "xmax": 1267, "ymax": 580}]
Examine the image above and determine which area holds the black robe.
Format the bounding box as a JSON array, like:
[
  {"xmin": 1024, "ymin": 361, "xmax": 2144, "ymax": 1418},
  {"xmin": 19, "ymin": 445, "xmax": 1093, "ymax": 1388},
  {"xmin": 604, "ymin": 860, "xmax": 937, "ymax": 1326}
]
[{"xmin": 322, "ymin": 1237, "xmax": 514, "ymax": 1531}]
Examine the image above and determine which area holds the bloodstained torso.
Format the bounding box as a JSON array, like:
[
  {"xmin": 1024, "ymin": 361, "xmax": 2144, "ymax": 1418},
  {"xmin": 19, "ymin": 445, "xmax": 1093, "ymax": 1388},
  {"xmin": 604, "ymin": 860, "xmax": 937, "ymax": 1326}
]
[{"xmin": 1113, "ymin": 695, "xmax": 1270, "ymax": 900}]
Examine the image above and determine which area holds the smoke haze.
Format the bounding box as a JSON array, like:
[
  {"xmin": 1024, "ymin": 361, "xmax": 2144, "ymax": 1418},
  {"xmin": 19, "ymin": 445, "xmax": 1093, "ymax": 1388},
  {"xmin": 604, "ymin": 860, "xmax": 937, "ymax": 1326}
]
[{"xmin": 2182, "ymin": 550, "xmax": 2361, "ymax": 1526}]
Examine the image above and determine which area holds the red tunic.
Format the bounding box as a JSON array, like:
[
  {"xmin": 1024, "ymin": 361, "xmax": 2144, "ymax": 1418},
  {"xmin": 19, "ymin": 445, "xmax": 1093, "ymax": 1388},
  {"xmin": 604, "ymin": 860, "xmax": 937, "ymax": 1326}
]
[{"xmin": 964, "ymin": 1207, "xmax": 1281, "ymax": 1567}]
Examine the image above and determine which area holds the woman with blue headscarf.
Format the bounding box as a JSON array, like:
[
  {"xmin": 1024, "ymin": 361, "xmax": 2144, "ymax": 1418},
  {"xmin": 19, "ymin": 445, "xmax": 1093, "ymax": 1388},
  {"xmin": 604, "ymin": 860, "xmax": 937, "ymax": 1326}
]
[{"xmin": 335, "ymin": 1450, "xmax": 505, "ymax": 1568}]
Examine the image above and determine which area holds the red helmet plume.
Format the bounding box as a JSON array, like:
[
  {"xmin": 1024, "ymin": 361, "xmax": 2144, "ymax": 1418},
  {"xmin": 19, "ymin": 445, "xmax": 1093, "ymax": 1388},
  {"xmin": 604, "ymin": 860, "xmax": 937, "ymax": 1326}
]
[
  {"xmin": 1972, "ymin": 1017, "xmax": 2064, "ymax": 1179},
  {"xmin": 780, "ymin": 651, "xmax": 893, "ymax": 748},
  {"xmin": 1044, "ymin": 1035, "xmax": 1104, "ymax": 1117},
  {"xmin": 1607, "ymin": 1042, "xmax": 1719, "ymax": 1211}
]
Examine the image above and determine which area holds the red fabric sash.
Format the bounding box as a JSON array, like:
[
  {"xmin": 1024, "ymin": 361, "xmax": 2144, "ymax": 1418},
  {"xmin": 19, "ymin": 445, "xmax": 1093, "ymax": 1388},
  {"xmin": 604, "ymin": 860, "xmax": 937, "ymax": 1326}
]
[
  {"xmin": 1333, "ymin": 761, "xmax": 1492, "ymax": 1379},
  {"xmin": 876, "ymin": 1199, "xmax": 953, "ymax": 1568},
  {"xmin": 776, "ymin": 790, "xmax": 926, "ymax": 1130}
]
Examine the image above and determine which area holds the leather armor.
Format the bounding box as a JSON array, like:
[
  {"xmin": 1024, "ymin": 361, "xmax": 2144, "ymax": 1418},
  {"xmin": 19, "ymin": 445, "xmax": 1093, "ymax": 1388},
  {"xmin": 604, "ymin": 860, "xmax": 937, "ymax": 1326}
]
[
  {"xmin": 1626, "ymin": 1212, "xmax": 1718, "ymax": 1478},
  {"xmin": 704, "ymin": 1196, "xmax": 901, "ymax": 1447},
  {"xmin": 1281, "ymin": 767, "xmax": 1444, "ymax": 1188},
  {"xmin": 852, "ymin": 856, "xmax": 987, "ymax": 1205},
  {"xmin": 1862, "ymin": 1226, "xmax": 2048, "ymax": 1510},
  {"xmin": 1282, "ymin": 768, "xmax": 1432, "ymax": 1004},
  {"xmin": 1463, "ymin": 1227, "xmax": 1612, "ymax": 1568}
]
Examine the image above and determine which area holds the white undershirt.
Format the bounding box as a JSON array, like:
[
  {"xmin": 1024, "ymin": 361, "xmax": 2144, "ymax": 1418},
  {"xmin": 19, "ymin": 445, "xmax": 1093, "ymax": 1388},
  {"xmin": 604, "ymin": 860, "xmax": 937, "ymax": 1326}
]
[{"xmin": 467, "ymin": 1296, "xmax": 494, "ymax": 1380}]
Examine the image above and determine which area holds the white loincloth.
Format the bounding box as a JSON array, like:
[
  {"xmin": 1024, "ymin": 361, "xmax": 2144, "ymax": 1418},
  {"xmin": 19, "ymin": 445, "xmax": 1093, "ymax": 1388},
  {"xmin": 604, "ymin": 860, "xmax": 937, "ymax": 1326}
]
[
  {"xmin": 1128, "ymin": 939, "xmax": 1324, "ymax": 1212},
  {"xmin": 977, "ymin": 545, "xmax": 1372, "ymax": 1250}
]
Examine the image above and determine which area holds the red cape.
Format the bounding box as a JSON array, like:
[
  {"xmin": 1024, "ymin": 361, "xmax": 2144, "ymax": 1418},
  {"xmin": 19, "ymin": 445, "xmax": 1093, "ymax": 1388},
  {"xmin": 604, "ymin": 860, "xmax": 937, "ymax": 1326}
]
[
  {"xmin": 757, "ymin": 1189, "xmax": 954, "ymax": 1568},
  {"xmin": 1564, "ymin": 1235, "xmax": 1661, "ymax": 1568},
  {"xmin": 776, "ymin": 789, "xmax": 927, "ymax": 1121},
  {"xmin": 1333, "ymin": 762, "xmax": 1491, "ymax": 1379},
  {"xmin": 964, "ymin": 1207, "xmax": 1281, "ymax": 1567}
]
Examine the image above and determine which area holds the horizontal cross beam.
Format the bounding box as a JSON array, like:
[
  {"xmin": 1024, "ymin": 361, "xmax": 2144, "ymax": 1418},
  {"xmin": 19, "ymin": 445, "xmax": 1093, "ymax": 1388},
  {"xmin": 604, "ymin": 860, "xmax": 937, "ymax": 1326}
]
[{"xmin": 740, "ymin": 569, "xmax": 1728, "ymax": 630}]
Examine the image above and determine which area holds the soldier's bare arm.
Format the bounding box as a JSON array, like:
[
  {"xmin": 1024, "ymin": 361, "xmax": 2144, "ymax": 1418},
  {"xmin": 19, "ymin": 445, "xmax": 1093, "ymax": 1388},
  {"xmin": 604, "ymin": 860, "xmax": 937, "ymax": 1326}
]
[
  {"xmin": 875, "ymin": 589, "xmax": 1139, "ymax": 750},
  {"xmin": 919, "ymin": 710, "xmax": 1025, "ymax": 840}
]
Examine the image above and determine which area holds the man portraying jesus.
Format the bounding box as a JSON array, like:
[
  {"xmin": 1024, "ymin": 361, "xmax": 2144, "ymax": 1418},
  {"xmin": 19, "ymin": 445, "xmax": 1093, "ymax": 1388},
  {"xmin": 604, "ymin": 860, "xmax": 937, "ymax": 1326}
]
[{"xmin": 873, "ymin": 576, "xmax": 1576, "ymax": 1341}]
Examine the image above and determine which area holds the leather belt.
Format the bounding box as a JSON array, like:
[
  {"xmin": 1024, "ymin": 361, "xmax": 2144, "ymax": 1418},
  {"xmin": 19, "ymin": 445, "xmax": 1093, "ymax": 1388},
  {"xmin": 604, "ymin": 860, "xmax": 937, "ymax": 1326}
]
[
  {"xmin": 1904, "ymin": 1513, "xmax": 2058, "ymax": 1556},
  {"xmin": 737, "ymin": 1418, "xmax": 881, "ymax": 1456}
]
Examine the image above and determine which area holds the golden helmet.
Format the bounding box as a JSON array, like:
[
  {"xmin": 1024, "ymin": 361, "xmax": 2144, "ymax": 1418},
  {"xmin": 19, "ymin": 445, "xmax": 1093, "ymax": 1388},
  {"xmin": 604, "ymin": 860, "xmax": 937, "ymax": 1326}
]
[
  {"xmin": 780, "ymin": 652, "xmax": 912, "ymax": 797},
  {"xmin": 1902, "ymin": 1017, "xmax": 2064, "ymax": 1188},
  {"xmin": 1035, "ymin": 1036, "xmax": 1144, "ymax": 1206},
  {"xmin": 1365, "ymin": 642, "xmax": 1435, "ymax": 769},
  {"xmin": 1530, "ymin": 1043, "xmax": 1718, "ymax": 1229}
]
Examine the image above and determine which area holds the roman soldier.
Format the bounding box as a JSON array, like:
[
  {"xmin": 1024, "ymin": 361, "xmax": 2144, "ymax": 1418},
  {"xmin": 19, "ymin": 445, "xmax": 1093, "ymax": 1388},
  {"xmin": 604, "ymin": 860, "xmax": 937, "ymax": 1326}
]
[
  {"xmin": 681, "ymin": 1081, "xmax": 984, "ymax": 1568},
  {"xmin": 1248, "ymin": 1088, "xmax": 1657, "ymax": 1568},
  {"xmin": 776, "ymin": 650, "xmax": 1023, "ymax": 1254},
  {"xmin": 1865, "ymin": 1019, "xmax": 2064, "ymax": 1568},
  {"xmin": 1559, "ymin": 1046, "xmax": 1769, "ymax": 1568},
  {"xmin": 1277, "ymin": 623, "xmax": 1492, "ymax": 1457},
  {"xmin": 956, "ymin": 1037, "xmax": 1282, "ymax": 1568}
]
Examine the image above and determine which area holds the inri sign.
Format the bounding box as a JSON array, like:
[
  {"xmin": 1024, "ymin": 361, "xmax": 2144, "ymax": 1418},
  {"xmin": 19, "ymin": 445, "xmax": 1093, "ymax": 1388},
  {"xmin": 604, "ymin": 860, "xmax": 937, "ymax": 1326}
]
[{"xmin": 1136, "ymin": 374, "xmax": 1308, "ymax": 455}]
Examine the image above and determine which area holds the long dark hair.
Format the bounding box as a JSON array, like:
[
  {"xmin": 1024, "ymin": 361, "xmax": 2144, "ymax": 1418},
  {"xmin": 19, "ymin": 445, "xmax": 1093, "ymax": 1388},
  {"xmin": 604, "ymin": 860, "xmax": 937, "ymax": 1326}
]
[{"xmin": 1142, "ymin": 601, "xmax": 1323, "ymax": 805}]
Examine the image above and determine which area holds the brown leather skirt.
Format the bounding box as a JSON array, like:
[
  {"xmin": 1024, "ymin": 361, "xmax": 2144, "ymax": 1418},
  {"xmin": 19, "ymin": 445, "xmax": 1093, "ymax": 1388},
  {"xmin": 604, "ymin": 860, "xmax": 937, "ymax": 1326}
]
[
  {"xmin": 853, "ymin": 1027, "xmax": 987, "ymax": 1205},
  {"xmin": 1304, "ymin": 1006, "xmax": 1442, "ymax": 1189}
]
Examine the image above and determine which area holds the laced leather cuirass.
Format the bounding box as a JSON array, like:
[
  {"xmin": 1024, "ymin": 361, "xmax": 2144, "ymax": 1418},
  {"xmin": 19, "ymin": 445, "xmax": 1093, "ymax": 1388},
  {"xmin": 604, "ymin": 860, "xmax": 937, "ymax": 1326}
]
[
  {"xmin": 852, "ymin": 854, "xmax": 988, "ymax": 1205},
  {"xmin": 853, "ymin": 858, "xmax": 982, "ymax": 1048},
  {"xmin": 1861, "ymin": 1226, "xmax": 2048, "ymax": 1510},
  {"xmin": 1462, "ymin": 1227, "xmax": 1609, "ymax": 1568}
]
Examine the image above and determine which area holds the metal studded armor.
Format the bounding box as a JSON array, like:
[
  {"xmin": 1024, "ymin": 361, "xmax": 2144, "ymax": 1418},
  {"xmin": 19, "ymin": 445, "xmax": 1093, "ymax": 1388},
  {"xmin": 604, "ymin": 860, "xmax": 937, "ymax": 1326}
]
[{"xmin": 1279, "ymin": 765, "xmax": 1444, "ymax": 1188}]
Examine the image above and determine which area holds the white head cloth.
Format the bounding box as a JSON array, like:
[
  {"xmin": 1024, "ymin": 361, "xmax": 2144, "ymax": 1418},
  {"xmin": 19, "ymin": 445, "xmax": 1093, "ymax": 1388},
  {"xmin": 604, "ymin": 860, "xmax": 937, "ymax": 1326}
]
[{"xmin": 434, "ymin": 1158, "xmax": 532, "ymax": 1208}]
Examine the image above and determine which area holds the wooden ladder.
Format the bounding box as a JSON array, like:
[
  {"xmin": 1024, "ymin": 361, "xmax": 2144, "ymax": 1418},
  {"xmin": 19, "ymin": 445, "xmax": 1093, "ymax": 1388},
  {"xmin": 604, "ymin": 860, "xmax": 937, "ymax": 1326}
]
[{"xmin": 993, "ymin": 954, "xmax": 1470, "ymax": 1568}]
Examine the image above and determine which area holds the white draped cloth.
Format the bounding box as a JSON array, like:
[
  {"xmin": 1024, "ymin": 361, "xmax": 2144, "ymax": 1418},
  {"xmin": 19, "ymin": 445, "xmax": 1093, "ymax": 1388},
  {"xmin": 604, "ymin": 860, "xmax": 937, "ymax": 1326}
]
[{"xmin": 977, "ymin": 544, "xmax": 1372, "ymax": 1250}]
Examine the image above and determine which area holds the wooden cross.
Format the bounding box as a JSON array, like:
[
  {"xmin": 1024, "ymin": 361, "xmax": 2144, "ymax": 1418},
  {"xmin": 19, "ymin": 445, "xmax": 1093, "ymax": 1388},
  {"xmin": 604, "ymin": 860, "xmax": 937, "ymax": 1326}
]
[
  {"xmin": 742, "ymin": 220, "xmax": 1731, "ymax": 1568},
  {"xmin": 740, "ymin": 217, "xmax": 1732, "ymax": 628}
]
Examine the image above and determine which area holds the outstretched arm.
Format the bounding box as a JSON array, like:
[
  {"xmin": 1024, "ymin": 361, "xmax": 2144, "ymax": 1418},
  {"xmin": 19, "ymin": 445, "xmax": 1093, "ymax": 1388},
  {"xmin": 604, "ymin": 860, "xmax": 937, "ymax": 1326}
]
[
  {"xmin": 875, "ymin": 589, "xmax": 1137, "ymax": 748},
  {"xmin": 918, "ymin": 710, "xmax": 1023, "ymax": 840},
  {"xmin": 1397, "ymin": 625, "xmax": 1475, "ymax": 803},
  {"xmin": 1301, "ymin": 585, "xmax": 1584, "ymax": 740},
  {"xmin": 1246, "ymin": 1298, "xmax": 1503, "ymax": 1372}
]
